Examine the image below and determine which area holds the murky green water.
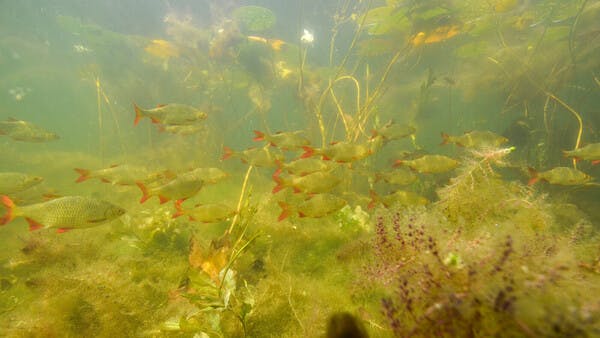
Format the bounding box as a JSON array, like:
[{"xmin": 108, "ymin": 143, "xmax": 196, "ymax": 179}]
[{"xmin": 1, "ymin": 1, "xmax": 599, "ymax": 336}]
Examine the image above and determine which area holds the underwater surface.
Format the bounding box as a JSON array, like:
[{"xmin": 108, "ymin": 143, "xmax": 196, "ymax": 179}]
[{"xmin": 1, "ymin": 0, "xmax": 599, "ymax": 336}]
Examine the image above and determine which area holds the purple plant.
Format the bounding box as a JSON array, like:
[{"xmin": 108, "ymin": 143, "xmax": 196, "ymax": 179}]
[{"xmin": 359, "ymin": 208, "xmax": 582, "ymax": 337}]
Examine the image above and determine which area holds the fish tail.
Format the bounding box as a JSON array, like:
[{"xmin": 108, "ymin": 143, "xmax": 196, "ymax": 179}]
[
  {"xmin": 172, "ymin": 202, "xmax": 185, "ymax": 218},
  {"xmin": 527, "ymin": 167, "xmax": 539, "ymax": 186},
  {"xmin": 369, "ymin": 129, "xmax": 379, "ymax": 139},
  {"xmin": 277, "ymin": 201, "xmax": 291, "ymax": 221},
  {"xmin": 272, "ymin": 169, "xmax": 285, "ymax": 193},
  {"xmin": 274, "ymin": 159, "xmax": 283, "ymax": 170},
  {"xmin": 133, "ymin": 103, "xmax": 144, "ymax": 126},
  {"xmin": 270, "ymin": 39, "xmax": 285, "ymax": 51},
  {"xmin": 440, "ymin": 132, "xmax": 450, "ymax": 145},
  {"xmin": 253, "ymin": 130, "xmax": 265, "ymax": 141},
  {"xmin": 136, "ymin": 181, "xmax": 151, "ymax": 203},
  {"xmin": 222, "ymin": 146, "xmax": 234, "ymax": 160},
  {"xmin": 301, "ymin": 146, "xmax": 315, "ymax": 158},
  {"xmin": 367, "ymin": 190, "xmax": 378, "ymax": 210},
  {"xmin": 74, "ymin": 168, "xmax": 91, "ymax": 183},
  {"xmin": 0, "ymin": 195, "xmax": 17, "ymax": 225}
]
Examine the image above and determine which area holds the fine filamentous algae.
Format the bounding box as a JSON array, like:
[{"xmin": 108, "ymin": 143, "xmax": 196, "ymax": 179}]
[{"xmin": 1, "ymin": 1, "xmax": 599, "ymax": 337}]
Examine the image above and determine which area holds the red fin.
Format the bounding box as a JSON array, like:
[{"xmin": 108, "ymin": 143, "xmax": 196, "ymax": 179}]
[
  {"xmin": 133, "ymin": 103, "xmax": 143, "ymax": 126},
  {"xmin": 370, "ymin": 129, "xmax": 378, "ymax": 139},
  {"xmin": 293, "ymin": 187, "xmax": 301, "ymax": 193},
  {"xmin": 150, "ymin": 117, "xmax": 160, "ymax": 124},
  {"xmin": 272, "ymin": 168, "xmax": 282, "ymax": 182},
  {"xmin": 253, "ymin": 130, "xmax": 265, "ymax": 141},
  {"xmin": 392, "ymin": 160, "xmax": 403, "ymax": 168},
  {"xmin": 57, "ymin": 228, "xmax": 72, "ymax": 233},
  {"xmin": 136, "ymin": 181, "xmax": 150, "ymax": 203},
  {"xmin": 174, "ymin": 199, "xmax": 184, "ymax": 210},
  {"xmin": 272, "ymin": 184, "xmax": 284, "ymax": 194},
  {"xmin": 301, "ymin": 146, "xmax": 315, "ymax": 158},
  {"xmin": 158, "ymin": 195, "xmax": 170, "ymax": 204},
  {"xmin": 298, "ymin": 212, "xmax": 306, "ymax": 218},
  {"xmin": 527, "ymin": 167, "xmax": 539, "ymax": 186},
  {"xmin": 440, "ymin": 132, "xmax": 450, "ymax": 145},
  {"xmin": 277, "ymin": 201, "xmax": 290, "ymax": 221},
  {"xmin": 272, "ymin": 169, "xmax": 285, "ymax": 193},
  {"xmin": 25, "ymin": 218, "xmax": 44, "ymax": 231},
  {"xmin": 592, "ymin": 160, "xmax": 600, "ymax": 165},
  {"xmin": 100, "ymin": 178, "xmax": 111, "ymax": 183},
  {"xmin": 172, "ymin": 210, "xmax": 184, "ymax": 219},
  {"xmin": 368, "ymin": 190, "xmax": 378, "ymax": 210},
  {"xmin": 0, "ymin": 195, "xmax": 16, "ymax": 225},
  {"xmin": 156, "ymin": 104, "xmax": 167, "ymax": 108},
  {"xmin": 275, "ymin": 159, "xmax": 283, "ymax": 170},
  {"xmin": 74, "ymin": 168, "xmax": 91, "ymax": 183},
  {"xmin": 43, "ymin": 193, "xmax": 61, "ymax": 201},
  {"xmin": 222, "ymin": 146, "xmax": 234, "ymax": 160},
  {"xmin": 322, "ymin": 155, "xmax": 331, "ymax": 161}
]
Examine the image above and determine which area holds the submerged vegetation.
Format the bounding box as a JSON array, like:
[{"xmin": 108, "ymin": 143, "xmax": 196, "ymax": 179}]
[{"xmin": 1, "ymin": 0, "xmax": 599, "ymax": 336}]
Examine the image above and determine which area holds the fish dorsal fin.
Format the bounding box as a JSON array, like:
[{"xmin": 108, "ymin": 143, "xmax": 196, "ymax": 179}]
[{"xmin": 7, "ymin": 117, "xmax": 19, "ymax": 121}]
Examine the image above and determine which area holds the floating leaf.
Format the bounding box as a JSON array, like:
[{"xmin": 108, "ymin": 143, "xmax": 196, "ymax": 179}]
[
  {"xmin": 232, "ymin": 6, "xmax": 276, "ymax": 33},
  {"xmin": 362, "ymin": 6, "xmax": 410, "ymax": 36}
]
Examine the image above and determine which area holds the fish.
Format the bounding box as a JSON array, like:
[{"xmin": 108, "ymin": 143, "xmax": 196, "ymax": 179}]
[
  {"xmin": 74, "ymin": 165, "xmax": 155, "ymax": 185},
  {"xmin": 528, "ymin": 167, "xmax": 593, "ymax": 186},
  {"xmin": 0, "ymin": 118, "xmax": 59, "ymax": 142},
  {"xmin": 563, "ymin": 143, "xmax": 600, "ymax": 164},
  {"xmin": 441, "ymin": 131, "xmax": 508, "ymax": 148},
  {"xmin": 277, "ymin": 194, "xmax": 347, "ymax": 221},
  {"xmin": 301, "ymin": 141, "xmax": 374, "ymax": 163},
  {"xmin": 253, "ymin": 130, "xmax": 311, "ymax": 150},
  {"xmin": 411, "ymin": 25, "xmax": 460, "ymax": 46},
  {"xmin": 394, "ymin": 155, "xmax": 459, "ymax": 174},
  {"xmin": 133, "ymin": 103, "xmax": 207, "ymax": 126},
  {"xmin": 173, "ymin": 203, "xmax": 235, "ymax": 223},
  {"xmin": 222, "ymin": 146, "xmax": 284, "ymax": 168},
  {"xmin": 158, "ymin": 123, "xmax": 205, "ymax": 135},
  {"xmin": 371, "ymin": 121, "xmax": 416, "ymax": 142},
  {"xmin": 0, "ymin": 172, "xmax": 43, "ymax": 195},
  {"xmin": 188, "ymin": 167, "xmax": 229, "ymax": 184},
  {"xmin": 0, "ymin": 195, "xmax": 125, "ymax": 233},
  {"xmin": 276, "ymin": 158, "xmax": 337, "ymax": 176},
  {"xmin": 136, "ymin": 168, "xmax": 207, "ymax": 204},
  {"xmin": 369, "ymin": 190, "xmax": 429, "ymax": 209},
  {"xmin": 374, "ymin": 168, "xmax": 418, "ymax": 186},
  {"xmin": 247, "ymin": 36, "xmax": 286, "ymax": 51},
  {"xmin": 144, "ymin": 39, "xmax": 180, "ymax": 59},
  {"xmin": 272, "ymin": 169, "xmax": 341, "ymax": 194}
]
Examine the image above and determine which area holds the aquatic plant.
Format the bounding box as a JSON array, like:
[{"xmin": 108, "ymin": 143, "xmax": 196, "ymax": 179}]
[
  {"xmin": 361, "ymin": 207, "xmax": 600, "ymax": 337},
  {"xmin": 437, "ymin": 147, "xmax": 552, "ymax": 229}
]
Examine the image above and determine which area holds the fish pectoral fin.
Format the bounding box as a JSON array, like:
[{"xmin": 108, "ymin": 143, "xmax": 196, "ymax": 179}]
[
  {"xmin": 25, "ymin": 218, "xmax": 44, "ymax": 231},
  {"xmin": 57, "ymin": 228, "xmax": 72, "ymax": 233}
]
